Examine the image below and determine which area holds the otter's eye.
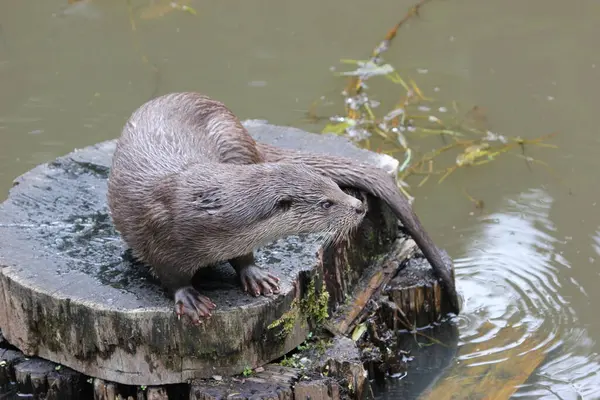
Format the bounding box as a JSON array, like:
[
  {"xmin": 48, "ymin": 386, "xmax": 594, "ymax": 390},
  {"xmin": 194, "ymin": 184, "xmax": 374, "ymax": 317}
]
[
  {"xmin": 321, "ymin": 200, "xmax": 333, "ymax": 210},
  {"xmin": 278, "ymin": 199, "xmax": 292, "ymax": 211}
]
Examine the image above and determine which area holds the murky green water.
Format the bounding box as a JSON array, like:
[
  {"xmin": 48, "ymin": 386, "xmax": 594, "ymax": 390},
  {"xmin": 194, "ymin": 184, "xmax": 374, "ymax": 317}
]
[{"xmin": 2, "ymin": 0, "xmax": 600, "ymax": 398}]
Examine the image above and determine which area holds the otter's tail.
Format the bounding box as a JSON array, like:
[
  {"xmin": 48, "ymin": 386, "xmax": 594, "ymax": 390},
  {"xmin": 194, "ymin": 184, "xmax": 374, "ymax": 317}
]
[{"xmin": 256, "ymin": 142, "xmax": 460, "ymax": 315}]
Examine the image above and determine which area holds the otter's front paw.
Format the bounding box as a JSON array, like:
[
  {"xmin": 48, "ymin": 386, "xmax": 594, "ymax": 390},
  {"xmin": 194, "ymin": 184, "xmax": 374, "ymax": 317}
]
[
  {"xmin": 239, "ymin": 265, "xmax": 281, "ymax": 297},
  {"xmin": 174, "ymin": 286, "xmax": 217, "ymax": 325}
]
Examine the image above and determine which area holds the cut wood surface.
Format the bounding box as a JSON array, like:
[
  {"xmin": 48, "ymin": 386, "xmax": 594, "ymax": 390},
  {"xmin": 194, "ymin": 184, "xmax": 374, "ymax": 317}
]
[
  {"xmin": 326, "ymin": 237, "xmax": 414, "ymax": 336},
  {"xmin": 0, "ymin": 121, "xmax": 402, "ymax": 386},
  {"xmin": 328, "ymin": 236, "xmax": 456, "ymax": 339}
]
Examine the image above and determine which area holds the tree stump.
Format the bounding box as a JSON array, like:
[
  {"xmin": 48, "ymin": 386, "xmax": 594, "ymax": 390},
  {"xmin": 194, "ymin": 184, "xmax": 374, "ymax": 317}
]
[
  {"xmin": 189, "ymin": 364, "xmax": 299, "ymax": 400},
  {"xmin": 295, "ymin": 379, "xmax": 341, "ymax": 400},
  {"xmin": 322, "ymin": 236, "xmax": 459, "ymax": 389},
  {"xmin": 0, "ymin": 121, "xmax": 402, "ymax": 386},
  {"xmin": 0, "ymin": 343, "xmax": 90, "ymax": 399}
]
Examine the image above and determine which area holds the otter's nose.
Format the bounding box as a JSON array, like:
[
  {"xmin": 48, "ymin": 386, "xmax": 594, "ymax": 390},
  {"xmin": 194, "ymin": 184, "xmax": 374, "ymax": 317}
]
[
  {"xmin": 352, "ymin": 199, "xmax": 366, "ymax": 215},
  {"xmin": 355, "ymin": 204, "xmax": 366, "ymax": 215}
]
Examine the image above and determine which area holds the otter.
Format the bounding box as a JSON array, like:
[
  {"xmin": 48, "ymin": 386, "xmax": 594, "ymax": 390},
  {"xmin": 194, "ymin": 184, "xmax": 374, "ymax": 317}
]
[
  {"xmin": 107, "ymin": 92, "xmax": 460, "ymax": 324},
  {"xmin": 107, "ymin": 92, "xmax": 367, "ymax": 324}
]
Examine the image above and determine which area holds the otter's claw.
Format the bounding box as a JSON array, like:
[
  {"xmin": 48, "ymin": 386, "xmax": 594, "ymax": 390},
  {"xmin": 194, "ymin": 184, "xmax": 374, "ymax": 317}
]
[
  {"xmin": 174, "ymin": 286, "xmax": 216, "ymax": 325},
  {"xmin": 239, "ymin": 265, "xmax": 281, "ymax": 297}
]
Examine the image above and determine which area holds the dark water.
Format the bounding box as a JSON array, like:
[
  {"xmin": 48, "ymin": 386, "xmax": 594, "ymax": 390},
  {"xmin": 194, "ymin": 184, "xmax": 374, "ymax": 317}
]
[{"xmin": 1, "ymin": 0, "xmax": 600, "ymax": 398}]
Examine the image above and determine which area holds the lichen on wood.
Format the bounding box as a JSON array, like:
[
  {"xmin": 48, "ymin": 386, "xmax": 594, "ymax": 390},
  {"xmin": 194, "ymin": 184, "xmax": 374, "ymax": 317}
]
[
  {"xmin": 267, "ymin": 298, "xmax": 302, "ymax": 339},
  {"xmin": 302, "ymin": 277, "xmax": 331, "ymax": 326},
  {"xmin": 267, "ymin": 274, "xmax": 330, "ymax": 342}
]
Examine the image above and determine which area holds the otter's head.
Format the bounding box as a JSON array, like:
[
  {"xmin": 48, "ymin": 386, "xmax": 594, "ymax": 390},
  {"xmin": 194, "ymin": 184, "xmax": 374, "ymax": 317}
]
[
  {"xmin": 174, "ymin": 163, "xmax": 367, "ymax": 259},
  {"xmin": 255, "ymin": 163, "xmax": 367, "ymax": 243}
]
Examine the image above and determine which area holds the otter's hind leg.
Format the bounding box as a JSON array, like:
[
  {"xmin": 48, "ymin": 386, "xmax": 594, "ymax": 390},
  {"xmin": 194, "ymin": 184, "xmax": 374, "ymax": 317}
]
[
  {"xmin": 152, "ymin": 265, "xmax": 217, "ymax": 325},
  {"xmin": 229, "ymin": 253, "xmax": 281, "ymax": 297}
]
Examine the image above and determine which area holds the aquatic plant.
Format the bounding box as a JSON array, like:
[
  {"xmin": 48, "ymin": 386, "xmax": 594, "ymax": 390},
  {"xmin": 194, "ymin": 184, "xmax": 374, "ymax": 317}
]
[{"xmin": 307, "ymin": 0, "xmax": 558, "ymax": 204}]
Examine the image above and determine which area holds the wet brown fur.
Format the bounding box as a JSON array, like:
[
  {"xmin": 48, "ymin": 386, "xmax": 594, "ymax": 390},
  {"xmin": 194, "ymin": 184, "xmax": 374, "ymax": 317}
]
[
  {"xmin": 107, "ymin": 92, "xmax": 459, "ymax": 318},
  {"xmin": 255, "ymin": 143, "xmax": 460, "ymax": 314},
  {"xmin": 107, "ymin": 92, "xmax": 367, "ymax": 322}
]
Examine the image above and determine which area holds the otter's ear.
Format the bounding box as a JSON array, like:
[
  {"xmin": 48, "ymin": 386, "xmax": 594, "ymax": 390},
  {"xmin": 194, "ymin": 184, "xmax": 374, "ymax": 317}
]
[
  {"xmin": 191, "ymin": 188, "xmax": 223, "ymax": 214},
  {"xmin": 276, "ymin": 196, "xmax": 293, "ymax": 212}
]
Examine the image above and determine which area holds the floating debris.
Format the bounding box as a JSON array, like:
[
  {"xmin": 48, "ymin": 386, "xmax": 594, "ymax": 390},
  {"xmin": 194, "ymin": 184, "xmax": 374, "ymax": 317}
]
[{"xmin": 306, "ymin": 0, "xmax": 558, "ymax": 201}]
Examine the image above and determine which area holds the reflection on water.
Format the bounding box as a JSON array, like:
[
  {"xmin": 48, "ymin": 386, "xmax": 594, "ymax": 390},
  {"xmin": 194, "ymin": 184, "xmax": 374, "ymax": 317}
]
[
  {"xmin": 444, "ymin": 189, "xmax": 600, "ymax": 398},
  {"xmin": 593, "ymin": 229, "xmax": 600, "ymax": 261},
  {"xmin": 2, "ymin": 0, "xmax": 600, "ymax": 398},
  {"xmin": 456, "ymin": 189, "xmax": 567, "ymax": 359},
  {"xmin": 379, "ymin": 188, "xmax": 600, "ymax": 398}
]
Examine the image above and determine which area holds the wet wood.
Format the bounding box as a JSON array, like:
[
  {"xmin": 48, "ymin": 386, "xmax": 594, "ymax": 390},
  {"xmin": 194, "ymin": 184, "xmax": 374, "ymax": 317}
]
[
  {"xmin": 0, "ymin": 343, "xmax": 89, "ymax": 399},
  {"xmin": 189, "ymin": 364, "xmax": 299, "ymax": 400},
  {"xmin": 327, "ymin": 234, "xmax": 454, "ymax": 340},
  {"xmin": 143, "ymin": 386, "xmax": 169, "ymax": 400},
  {"xmin": 93, "ymin": 378, "xmax": 118, "ymax": 400},
  {"xmin": 91, "ymin": 379, "xmax": 180, "ymax": 400},
  {"xmin": 0, "ymin": 348, "xmax": 24, "ymax": 385},
  {"xmin": 0, "ymin": 121, "xmax": 403, "ymax": 386},
  {"xmin": 420, "ymin": 326, "xmax": 550, "ymax": 400},
  {"xmin": 0, "ymin": 122, "xmax": 460, "ymax": 398},
  {"xmin": 326, "ymin": 237, "xmax": 413, "ymax": 336},
  {"xmin": 314, "ymin": 336, "xmax": 372, "ymax": 400},
  {"xmin": 295, "ymin": 379, "xmax": 341, "ymax": 400},
  {"xmin": 382, "ymin": 246, "xmax": 455, "ymax": 330}
]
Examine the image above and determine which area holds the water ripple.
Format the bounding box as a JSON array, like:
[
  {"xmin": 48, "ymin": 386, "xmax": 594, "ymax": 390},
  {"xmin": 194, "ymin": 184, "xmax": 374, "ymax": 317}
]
[{"xmin": 447, "ymin": 188, "xmax": 600, "ymax": 397}]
